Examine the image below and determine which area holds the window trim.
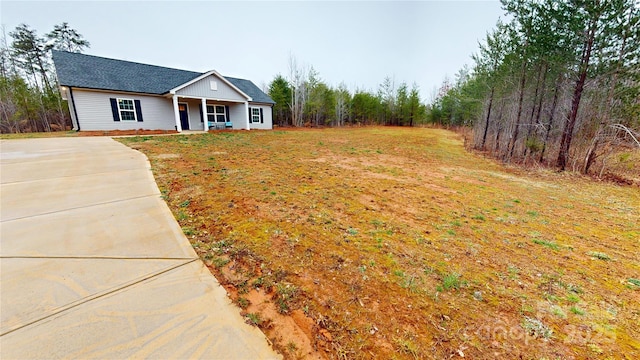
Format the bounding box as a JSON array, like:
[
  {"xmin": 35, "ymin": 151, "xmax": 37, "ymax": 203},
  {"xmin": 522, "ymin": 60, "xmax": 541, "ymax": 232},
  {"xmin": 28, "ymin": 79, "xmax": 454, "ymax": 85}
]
[
  {"xmin": 117, "ymin": 98, "xmax": 137, "ymax": 122},
  {"xmin": 206, "ymin": 104, "xmax": 227, "ymax": 123},
  {"xmin": 251, "ymin": 107, "xmax": 261, "ymax": 123}
]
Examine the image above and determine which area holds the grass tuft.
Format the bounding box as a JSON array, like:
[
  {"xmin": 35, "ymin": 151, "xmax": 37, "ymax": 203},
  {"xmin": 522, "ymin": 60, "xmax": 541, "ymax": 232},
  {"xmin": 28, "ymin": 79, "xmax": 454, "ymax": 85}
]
[
  {"xmin": 275, "ymin": 283, "xmax": 299, "ymax": 314},
  {"xmin": 570, "ymin": 306, "xmax": 585, "ymax": 315},
  {"xmin": 532, "ymin": 238, "xmax": 559, "ymax": 250},
  {"xmin": 441, "ymin": 272, "xmax": 463, "ymax": 291},
  {"xmin": 522, "ymin": 316, "xmax": 552, "ymax": 340},
  {"xmin": 393, "ymin": 336, "xmax": 420, "ymax": 359},
  {"xmin": 587, "ymin": 251, "xmax": 611, "ymax": 260},
  {"xmin": 245, "ymin": 312, "xmax": 262, "ymax": 326},
  {"xmin": 236, "ymin": 297, "xmax": 250, "ymax": 309}
]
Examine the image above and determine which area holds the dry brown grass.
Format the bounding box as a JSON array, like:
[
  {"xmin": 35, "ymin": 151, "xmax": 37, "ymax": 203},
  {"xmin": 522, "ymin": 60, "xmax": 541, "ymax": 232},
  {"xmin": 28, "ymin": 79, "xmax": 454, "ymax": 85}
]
[{"xmin": 119, "ymin": 127, "xmax": 639, "ymax": 359}]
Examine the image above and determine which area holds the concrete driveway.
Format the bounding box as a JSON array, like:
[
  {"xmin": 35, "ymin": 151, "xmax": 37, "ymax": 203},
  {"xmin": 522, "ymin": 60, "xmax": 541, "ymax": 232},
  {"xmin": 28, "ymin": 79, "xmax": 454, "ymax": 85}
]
[{"xmin": 0, "ymin": 137, "xmax": 280, "ymax": 359}]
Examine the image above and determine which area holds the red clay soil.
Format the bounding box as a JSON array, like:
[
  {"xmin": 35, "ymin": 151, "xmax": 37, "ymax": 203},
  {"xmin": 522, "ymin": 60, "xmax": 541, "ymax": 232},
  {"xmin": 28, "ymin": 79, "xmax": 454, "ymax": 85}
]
[
  {"xmin": 119, "ymin": 127, "xmax": 640, "ymax": 360},
  {"xmin": 79, "ymin": 129, "xmax": 178, "ymax": 136}
]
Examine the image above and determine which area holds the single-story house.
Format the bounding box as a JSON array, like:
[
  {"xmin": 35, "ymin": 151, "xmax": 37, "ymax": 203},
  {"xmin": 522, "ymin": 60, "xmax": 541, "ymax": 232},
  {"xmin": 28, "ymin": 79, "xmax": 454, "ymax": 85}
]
[{"xmin": 52, "ymin": 50, "xmax": 275, "ymax": 132}]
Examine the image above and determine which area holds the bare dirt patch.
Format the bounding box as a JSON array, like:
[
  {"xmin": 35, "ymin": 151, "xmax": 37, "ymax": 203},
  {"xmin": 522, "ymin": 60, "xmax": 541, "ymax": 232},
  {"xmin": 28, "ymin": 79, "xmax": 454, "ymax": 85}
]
[
  {"xmin": 156, "ymin": 153, "xmax": 180, "ymax": 159},
  {"xmin": 119, "ymin": 127, "xmax": 640, "ymax": 359}
]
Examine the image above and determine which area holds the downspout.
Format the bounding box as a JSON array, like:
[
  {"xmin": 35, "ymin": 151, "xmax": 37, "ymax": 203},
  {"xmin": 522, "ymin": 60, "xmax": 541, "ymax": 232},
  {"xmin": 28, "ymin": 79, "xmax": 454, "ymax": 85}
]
[{"xmin": 69, "ymin": 87, "xmax": 81, "ymax": 131}]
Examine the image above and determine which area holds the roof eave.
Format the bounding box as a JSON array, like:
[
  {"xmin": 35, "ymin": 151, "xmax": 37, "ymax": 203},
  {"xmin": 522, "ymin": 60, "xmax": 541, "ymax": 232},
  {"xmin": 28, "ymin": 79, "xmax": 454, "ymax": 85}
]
[{"xmin": 61, "ymin": 85, "xmax": 165, "ymax": 96}]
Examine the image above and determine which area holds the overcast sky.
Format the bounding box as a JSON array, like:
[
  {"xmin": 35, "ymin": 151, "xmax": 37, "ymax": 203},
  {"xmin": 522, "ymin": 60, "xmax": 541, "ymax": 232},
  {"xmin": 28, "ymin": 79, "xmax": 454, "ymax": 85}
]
[{"xmin": 2, "ymin": 1, "xmax": 504, "ymax": 101}]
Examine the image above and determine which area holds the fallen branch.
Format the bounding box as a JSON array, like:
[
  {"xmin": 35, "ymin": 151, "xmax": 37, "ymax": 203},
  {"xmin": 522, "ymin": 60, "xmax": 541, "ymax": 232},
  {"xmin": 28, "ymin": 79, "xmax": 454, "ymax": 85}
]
[{"xmin": 610, "ymin": 124, "xmax": 640, "ymax": 148}]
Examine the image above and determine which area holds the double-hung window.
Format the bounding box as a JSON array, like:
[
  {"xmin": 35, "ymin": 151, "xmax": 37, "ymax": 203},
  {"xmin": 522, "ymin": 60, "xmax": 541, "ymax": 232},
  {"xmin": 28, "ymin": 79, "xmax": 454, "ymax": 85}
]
[
  {"xmin": 251, "ymin": 108, "xmax": 261, "ymax": 123},
  {"xmin": 117, "ymin": 98, "xmax": 136, "ymax": 121},
  {"xmin": 206, "ymin": 105, "xmax": 226, "ymax": 123}
]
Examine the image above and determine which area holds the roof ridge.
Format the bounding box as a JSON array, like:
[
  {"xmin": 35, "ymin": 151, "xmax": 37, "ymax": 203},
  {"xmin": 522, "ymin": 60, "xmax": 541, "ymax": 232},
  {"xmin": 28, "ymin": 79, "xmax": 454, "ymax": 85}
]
[
  {"xmin": 52, "ymin": 50, "xmax": 202, "ymax": 76},
  {"xmin": 52, "ymin": 50, "xmax": 274, "ymax": 103}
]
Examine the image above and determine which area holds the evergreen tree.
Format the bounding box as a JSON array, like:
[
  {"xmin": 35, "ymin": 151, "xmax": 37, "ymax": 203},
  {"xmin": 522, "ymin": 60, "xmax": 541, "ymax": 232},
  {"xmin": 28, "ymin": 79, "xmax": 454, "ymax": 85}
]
[
  {"xmin": 268, "ymin": 74, "xmax": 292, "ymax": 126},
  {"xmin": 10, "ymin": 24, "xmax": 51, "ymax": 92},
  {"xmin": 46, "ymin": 22, "xmax": 90, "ymax": 53}
]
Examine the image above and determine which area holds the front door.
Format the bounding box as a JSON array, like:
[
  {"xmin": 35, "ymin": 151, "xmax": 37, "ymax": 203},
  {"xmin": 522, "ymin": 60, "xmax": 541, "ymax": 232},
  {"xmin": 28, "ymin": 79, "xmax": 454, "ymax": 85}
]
[{"xmin": 178, "ymin": 103, "xmax": 189, "ymax": 130}]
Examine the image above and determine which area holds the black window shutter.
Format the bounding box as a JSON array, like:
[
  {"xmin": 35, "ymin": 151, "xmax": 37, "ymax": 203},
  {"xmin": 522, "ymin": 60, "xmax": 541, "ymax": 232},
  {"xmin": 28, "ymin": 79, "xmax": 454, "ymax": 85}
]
[
  {"xmin": 134, "ymin": 100, "xmax": 143, "ymax": 122},
  {"xmin": 110, "ymin": 98, "xmax": 120, "ymax": 122},
  {"xmin": 225, "ymin": 105, "xmax": 230, "ymax": 121},
  {"xmin": 199, "ymin": 104, "xmax": 204, "ymax": 122},
  {"xmin": 259, "ymin": 108, "xmax": 264, "ymax": 123},
  {"xmin": 248, "ymin": 107, "xmax": 251, "ymax": 122}
]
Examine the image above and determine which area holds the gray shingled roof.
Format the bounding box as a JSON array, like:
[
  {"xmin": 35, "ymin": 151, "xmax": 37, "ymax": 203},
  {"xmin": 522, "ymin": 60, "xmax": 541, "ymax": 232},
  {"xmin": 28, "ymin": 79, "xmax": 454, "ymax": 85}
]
[
  {"xmin": 52, "ymin": 50, "xmax": 274, "ymax": 104},
  {"xmin": 225, "ymin": 77, "xmax": 274, "ymax": 104}
]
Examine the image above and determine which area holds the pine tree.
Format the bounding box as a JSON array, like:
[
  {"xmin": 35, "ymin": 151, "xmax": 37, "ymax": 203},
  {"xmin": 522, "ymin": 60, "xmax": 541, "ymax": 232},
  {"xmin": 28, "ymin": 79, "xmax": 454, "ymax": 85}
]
[{"xmin": 45, "ymin": 22, "xmax": 90, "ymax": 53}]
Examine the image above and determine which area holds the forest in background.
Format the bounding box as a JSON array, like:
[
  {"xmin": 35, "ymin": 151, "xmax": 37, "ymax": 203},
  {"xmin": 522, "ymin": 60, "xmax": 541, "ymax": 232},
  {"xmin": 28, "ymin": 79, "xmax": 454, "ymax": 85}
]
[
  {"xmin": 267, "ymin": 58, "xmax": 428, "ymax": 128},
  {"xmin": 2, "ymin": 1, "xmax": 639, "ymax": 177},
  {"xmin": 0, "ymin": 23, "xmax": 89, "ymax": 133},
  {"xmin": 430, "ymin": 0, "xmax": 640, "ymax": 173},
  {"xmin": 0, "ymin": 21, "xmax": 430, "ymax": 134}
]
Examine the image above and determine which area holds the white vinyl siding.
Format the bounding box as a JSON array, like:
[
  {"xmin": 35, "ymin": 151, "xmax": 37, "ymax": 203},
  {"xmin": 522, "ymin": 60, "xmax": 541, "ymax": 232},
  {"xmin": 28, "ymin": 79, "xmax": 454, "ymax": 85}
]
[
  {"xmin": 248, "ymin": 104, "xmax": 273, "ymax": 130},
  {"xmin": 228, "ymin": 105, "xmax": 247, "ymax": 129},
  {"xmin": 72, "ymin": 89, "xmax": 175, "ymax": 131},
  {"xmin": 187, "ymin": 99, "xmax": 203, "ymax": 130},
  {"xmin": 175, "ymin": 74, "xmax": 247, "ymax": 101}
]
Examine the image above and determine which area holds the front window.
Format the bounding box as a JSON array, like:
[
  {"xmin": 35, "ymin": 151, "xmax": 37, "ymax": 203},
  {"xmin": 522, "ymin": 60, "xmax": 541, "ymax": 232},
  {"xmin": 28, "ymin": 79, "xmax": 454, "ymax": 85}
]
[
  {"xmin": 206, "ymin": 105, "xmax": 226, "ymax": 123},
  {"xmin": 251, "ymin": 107, "xmax": 260, "ymax": 123},
  {"xmin": 117, "ymin": 98, "xmax": 136, "ymax": 121}
]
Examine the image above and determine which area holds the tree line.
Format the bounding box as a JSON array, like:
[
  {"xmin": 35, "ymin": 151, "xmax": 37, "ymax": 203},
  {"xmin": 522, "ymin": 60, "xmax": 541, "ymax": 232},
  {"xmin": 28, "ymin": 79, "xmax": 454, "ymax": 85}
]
[
  {"xmin": 1, "ymin": 20, "xmax": 432, "ymax": 134},
  {"xmin": 268, "ymin": 56, "xmax": 428, "ymax": 127},
  {"xmin": 431, "ymin": 0, "xmax": 640, "ymax": 173},
  {"xmin": 0, "ymin": 22, "xmax": 89, "ymax": 133}
]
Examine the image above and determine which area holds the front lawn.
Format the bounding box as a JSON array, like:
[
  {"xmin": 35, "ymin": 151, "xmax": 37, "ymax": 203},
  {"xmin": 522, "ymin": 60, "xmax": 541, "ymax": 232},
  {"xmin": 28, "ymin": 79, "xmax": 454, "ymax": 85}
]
[{"xmin": 119, "ymin": 127, "xmax": 639, "ymax": 359}]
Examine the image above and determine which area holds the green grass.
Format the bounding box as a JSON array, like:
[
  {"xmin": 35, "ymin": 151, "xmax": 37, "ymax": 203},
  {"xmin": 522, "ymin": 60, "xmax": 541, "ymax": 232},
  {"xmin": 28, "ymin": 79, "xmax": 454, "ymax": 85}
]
[
  {"xmin": 570, "ymin": 306, "xmax": 585, "ymax": 315},
  {"xmin": 532, "ymin": 238, "xmax": 560, "ymax": 250},
  {"xmin": 472, "ymin": 214, "xmax": 486, "ymax": 221},
  {"xmin": 0, "ymin": 130, "xmax": 78, "ymax": 139},
  {"xmin": 236, "ymin": 297, "xmax": 250, "ymax": 309},
  {"xmin": 211, "ymin": 256, "xmax": 230, "ymax": 269},
  {"xmin": 566, "ymin": 294, "xmax": 581, "ymax": 303},
  {"xmin": 182, "ymin": 226, "xmax": 196, "ymax": 236},
  {"xmin": 441, "ymin": 272, "xmax": 463, "ymax": 291},
  {"xmin": 245, "ymin": 313, "xmax": 262, "ymax": 326},
  {"xmin": 275, "ymin": 283, "xmax": 299, "ymax": 314}
]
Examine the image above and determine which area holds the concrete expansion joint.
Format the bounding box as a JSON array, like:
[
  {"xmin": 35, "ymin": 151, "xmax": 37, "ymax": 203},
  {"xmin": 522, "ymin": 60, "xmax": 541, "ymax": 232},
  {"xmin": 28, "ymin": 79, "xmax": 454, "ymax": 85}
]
[
  {"xmin": 0, "ymin": 258, "xmax": 198, "ymax": 337},
  {"xmin": 1, "ymin": 137, "xmax": 280, "ymax": 358},
  {"xmin": 0, "ymin": 167, "xmax": 147, "ymax": 185},
  {"xmin": 0, "ymin": 193, "xmax": 161, "ymax": 223}
]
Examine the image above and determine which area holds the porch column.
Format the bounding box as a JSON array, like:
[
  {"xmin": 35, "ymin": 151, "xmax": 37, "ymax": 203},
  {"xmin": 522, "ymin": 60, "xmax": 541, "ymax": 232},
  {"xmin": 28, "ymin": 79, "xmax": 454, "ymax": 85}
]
[
  {"xmin": 244, "ymin": 101, "xmax": 250, "ymax": 130},
  {"xmin": 172, "ymin": 95, "xmax": 182, "ymax": 132},
  {"xmin": 202, "ymin": 98, "xmax": 207, "ymax": 131}
]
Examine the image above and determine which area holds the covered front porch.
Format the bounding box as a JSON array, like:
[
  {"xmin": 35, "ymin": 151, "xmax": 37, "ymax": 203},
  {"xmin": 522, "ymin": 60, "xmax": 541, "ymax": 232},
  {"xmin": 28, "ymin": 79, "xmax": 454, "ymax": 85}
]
[{"xmin": 170, "ymin": 96, "xmax": 250, "ymax": 132}]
